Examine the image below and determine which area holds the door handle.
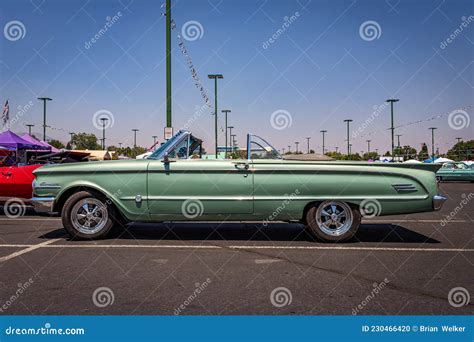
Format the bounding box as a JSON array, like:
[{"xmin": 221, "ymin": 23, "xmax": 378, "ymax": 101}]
[
  {"xmin": 233, "ymin": 162, "xmax": 249, "ymax": 170},
  {"xmin": 2, "ymin": 172, "xmax": 12, "ymax": 177}
]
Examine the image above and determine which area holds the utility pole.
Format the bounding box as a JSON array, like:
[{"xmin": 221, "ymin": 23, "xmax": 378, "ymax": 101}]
[
  {"xmin": 320, "ymin": 130, "xmax": 327, "ymax": 155},
  {"xmin": 305, "ymin": 137, "xmax": 311, "ymax": 154},
  {"xmin": 295, "ymin": 141, "xmax": 299, "ymax": 154},
  {"xmin": 386, "ymin": 98, "xmax": 399, "ymax": 157},
  {"xmin": 228, "ymin": 126, "xmax": 234, "ymax": 152},
  {"xmin": 349, "ymin": 144, "xmax": 352, "ymax": 155},
  {"xmin": 132, "ymin": 129, "xmax": 139, "ymax": 148},
  {"xmin": 366, "ymin": 139, "xmax": 371, "ymax": 153},
  {"xmin": 222, "ymin": 109, "xmax": 231, "ymax": 158},
  {"xmin": 26, "ymin": 124, "xmax": 34, "ymax": 135},
  {"xmin": 100, "ymin": 117, "xmax": 108, "ymax": 149},
  {"xmin": 165, "ymin": 0, "xmax": 172, "ymax": 137},
  {"xmin": 429, "ymin": 127, "xmax": 437, "ymax": 161},
  {"xmin": 396, "ymin": 134, "xmax": 402, "ymax": 147},
  {"xmin": 208, "ymin": 74, "xmax": 223, "ymax": 157},
  {"xmin": 343, "ymin": 119, "xmax": 353, "ymax": 155},
  {"xmin": 37, "ymin": 97, "xmax": 52, "ymax": 141}
]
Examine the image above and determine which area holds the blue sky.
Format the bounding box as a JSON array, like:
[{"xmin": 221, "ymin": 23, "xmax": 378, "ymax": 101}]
[{"xmin": 0, "ymin": 0, "xmax": 472, "ymax": 153}]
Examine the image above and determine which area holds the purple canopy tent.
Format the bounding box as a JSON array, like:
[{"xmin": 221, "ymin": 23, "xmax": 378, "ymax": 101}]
[
  {"xmin": 21, "ymin": 134, "xmax": 59, "ymax": 152},
  {"xmin": 0, "ymin": 130, "xmax": 39, "ymax": 150}
]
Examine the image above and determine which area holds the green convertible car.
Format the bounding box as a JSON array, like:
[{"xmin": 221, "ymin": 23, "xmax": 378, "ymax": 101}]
[
  {"xmin": 32, "ymin": 130, "xmax": 447, "ymax": 242},
  {"xmin": 436, "ymin": 162, "xmax": 474, "ymax": 182}
]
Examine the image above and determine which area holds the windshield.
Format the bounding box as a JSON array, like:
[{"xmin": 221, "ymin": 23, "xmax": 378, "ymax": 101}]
[
  {"xmin": 248, "ymin": 134, "xmax": 282, "ymax": 160},
  {"xmin": 148, "ymin": 130, "xmax": 188, "ymax": 160},
  {"xmin": 147, "ymin": 130, "xmax": 202, "ymax": 160}
]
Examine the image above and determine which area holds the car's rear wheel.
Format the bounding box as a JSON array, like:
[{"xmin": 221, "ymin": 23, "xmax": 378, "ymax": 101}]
[
  {"xmin": 62, "ymin": 191, "xmax": 115, "ymax": 240},
  {"xmin": 305, "ymin": 200, "xmax": 361, "ymax": 242}
]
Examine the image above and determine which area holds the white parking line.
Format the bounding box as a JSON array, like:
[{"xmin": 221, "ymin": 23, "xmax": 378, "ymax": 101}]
[
  {"xmin": 0, "ymin": 239, "xmax": 62, "ymax": 262},
  {"xmin": 0, "ymin": 243, "xmax": 472, "ymax": 253}
]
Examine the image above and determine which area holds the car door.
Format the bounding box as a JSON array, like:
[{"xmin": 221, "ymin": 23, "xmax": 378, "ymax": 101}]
[
  {"xmin": 11, "ymin": 165, "xmax": 38, "ymax": 199},
  {"xmin": 147, "ymin": 159, "xmax": 253, "ymax": 219},
  {"xmin": 0, "ymin": 165, "xmax": 13, "ymax": 199}
]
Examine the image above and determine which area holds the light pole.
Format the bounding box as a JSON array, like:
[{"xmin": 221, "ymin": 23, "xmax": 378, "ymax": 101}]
[
  {"xmin": 118, "ymin": 142, "xmax": 123, "ymax": 149},
  {"xmin": 456, "ymin": 137, "xmax": 462, "ymax": 143},
  {"xmin": 222, "ymin": 109, "xmax": 231, "ymax": 158},
  {"xmin": 295, "ymin": 141, "xmax": 299, "ymax": 154},
  {"xmin": 208, "ymin": 74, "xmax": 223, "ymax": 156},
  {"xmin": 288, "ymin": 145, "xmax": 291, "ymax": 153},
  {"xmin": 231, "ymin": 134, "xmax": 236, "ymax": 149},
  {"xmin": 386, "ymin": 98, "xmax": 399, "ymax": 157},
  {"xmin": 429, "ymin": 127, "xmax": 437, "ymax": 161},
  {"xmin": 132, "ymin": 129, "xmax": 139, "ymax": 148},
  {"xmin": 335, "ymin": 146, "xmax": 339, "ymax": 153},
  {"xmin": 396, "ymin": 134, "xmax": 402, "ymax": 147},
  {"xmin": 305, "ymin": 137, "xmax": 311, "ymax": 154},
  {"xmin": 343, "ymin": 119, "xmax": 353, "ymax": 155},
  {"xmin": 228, "ymin": 126, "xmax": 234, "ymax": 152},
  {"xmin": 37, "ymin": 97, "xmax": 52, "ymax": 141},
  {"xmin": 165, "ymin": 0, "xmax": 172, "ymax": 135},
  {"xmin": 349, "ymin": 144, "xmax": 352, "ymax": 155},
  {"xmin": 100, "ymin": 117, "xmax": 108, "ymax": 149},
  {"xmin": 69, "ymin": 132, "xmax": 74, "ymax": 148},
  {"xmin": 366, "ymin": 140, "xmax": 371, "ymax": 153},
  {"xmin": 282, "ymin": 147, "xmax": 285, "ymax": 154},
  {"xmin": 152, "ymin": 135, "xmax": 158, "ymax": 145},
  {"xmin": 26, "ymin": 124, "xmax": 34, "ymax": 135},
  {"xmin": 320, "ymin": 130, "xmax": 327, "ymax": 155}
]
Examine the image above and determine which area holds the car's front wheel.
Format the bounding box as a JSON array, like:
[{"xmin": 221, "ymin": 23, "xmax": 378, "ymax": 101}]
[
  {"xmin": 305, "ymin": 200, "xmax": 361, "ymax": 242},
  {"xmin": 62, "ymin": 191, "xmax": 115, "ymax": 240}
]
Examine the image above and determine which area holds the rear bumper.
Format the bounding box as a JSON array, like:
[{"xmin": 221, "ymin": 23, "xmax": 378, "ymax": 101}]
[
  {"xmin": 31, "ymin": 197, "xmax": 55, "ymax": 214},
  {"xmin": 433, "ymin": 194, "xmax": 447, "ymax": 211}
]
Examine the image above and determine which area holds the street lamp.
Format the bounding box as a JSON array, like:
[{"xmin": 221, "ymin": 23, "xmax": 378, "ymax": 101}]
[
  {"xmin": 305, "ymin": 137, "xmax": 311, "ymax": 154},
  {"xmin": 222, "ymin": 109, "xmax": 231, "ymax": 158},
  {"xmin": 366, "ymin": 140, "xmax": 371, "ymax": 153},
  {"xmin": 26, "ymin": 124, "xmax": 34, "ymax": 135},
  {"xmin": 396, "ymin": 134, "xmax": 402, "ymax": 147},
  {"xmin": 37, "ymin": 97, "xmax": 52, "ymax": 141},
  {"xmin": 320, "ymin": 130, "xmax": 327, "ymax": 155},
  {"xmin": 231, "ymin": 134, "xmax": 237, "ymax": 149},
  {"xmin": 386, "ymin": 98, "xmax": 399, "ymax": 157},
  {"xmin": 288, "ymin": 145, "xmax": 291, "ymax": 153},
  {"xmin": 208, "ymin": 74, "xmax": 224, "ymax": 156},
  {"xmin": 69, "ymin": 132, "xmax": 74, "ymax": 148},
  {"xmin": 228, "ymin": 126, "xmax": 234, "ymax": 152},
  {"xmin": 118, "ymin": 142, "xmax": 123, "ymax": 148},
  {"xmin": 132, "ymin": 129, "xmax": 139, "ymax": 148},
  {"xmin": 343, "ymin": 119, "xmax": 353, "ymax": 155},
  {"xmin": 295, "ymin": 141, "xmax": 299, "ymax": 154},
  {"xmin": 429, "ymin": 127, "xmax": 437, "ymax": 161},
  {"xmin": 335, "ymin": 146, "xmax": 339, "ymax": 153},
  {"xmin": 100, "ymin": 117, "xmax": 108, "ymax": 149}
]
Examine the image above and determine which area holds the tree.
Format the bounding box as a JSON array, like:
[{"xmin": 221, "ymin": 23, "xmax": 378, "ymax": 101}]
[
  {"xmin": 446, "ymin": 140, "xmax": 473, "ymax": 161},
  {"xmin": 48, "ymin": 139, "xmax": 65, "ymax": 149},
  {"xmin": 362, "ymin": 151, "xmax": 379, "ymax": 160},
  {"xmin": 72, "ymin": 132, "xmax": 101, "ymax": 150},
  {"xmin": 418, "ymin": 143, "xmax": 429, "ymax": 160}
]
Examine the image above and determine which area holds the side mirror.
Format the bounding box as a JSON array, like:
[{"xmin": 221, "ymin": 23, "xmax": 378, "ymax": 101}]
[{"xmin": 161, "ymin": 153, "xmax": 170, "ymax": 164}]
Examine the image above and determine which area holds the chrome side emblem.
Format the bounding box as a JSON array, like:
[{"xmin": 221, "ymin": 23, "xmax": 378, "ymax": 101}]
[
  {"xmin": 135, "ymin": 195, "xmax": 142, "ymax": 203},
  {"xmin": 392, "ymin": 184, "xmax": 417, "ymax": 193}
]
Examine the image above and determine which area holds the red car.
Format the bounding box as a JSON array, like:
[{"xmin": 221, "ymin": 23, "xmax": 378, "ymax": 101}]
[{"xmin": 0, "ymin": 164, "xmax": 42, "ymax": 203}]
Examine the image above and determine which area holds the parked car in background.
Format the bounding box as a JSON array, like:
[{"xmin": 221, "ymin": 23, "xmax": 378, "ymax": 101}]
[
  {"xmin": 31, "ymin": 130, "xmax": 447, "ymax": 242},
  {"xmin": 0, "ymin": 163, "xmax": 42, "ymax": 203},
  {"xmin": 436, "ymin": 162, "xmax": 474, "ymax": 182}
]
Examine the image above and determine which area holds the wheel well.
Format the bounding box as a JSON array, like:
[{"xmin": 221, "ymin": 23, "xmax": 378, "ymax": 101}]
[
  {"xmin": 301, "ymin": 200, "xmax": 360, "ymax": 223},
  {"xmin": 54, "ymin": 186, "xmax": 110, "ymax": 214}
]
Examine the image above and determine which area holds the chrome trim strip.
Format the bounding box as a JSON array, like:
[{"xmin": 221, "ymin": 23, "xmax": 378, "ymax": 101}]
[
  {"xmin": 31, "ymin": 197, "xmax": 55, "ymax": 214},
  {"xmin": 124, "ymin": 195, "xmax": 429, "ymax": 201}
]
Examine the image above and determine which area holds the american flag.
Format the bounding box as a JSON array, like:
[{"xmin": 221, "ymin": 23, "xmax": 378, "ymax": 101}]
[{"xmin": 1, "ymin": 99, "xmax": 9, "ymax": 126}]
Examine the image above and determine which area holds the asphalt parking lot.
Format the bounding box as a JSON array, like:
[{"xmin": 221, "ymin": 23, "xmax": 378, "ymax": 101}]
[{"xmin": 0, "ymin": 182, "xmax": 473, "ymax": 315}]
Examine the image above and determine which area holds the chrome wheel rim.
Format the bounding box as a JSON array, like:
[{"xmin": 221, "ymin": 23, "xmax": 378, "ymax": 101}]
[
  {"xmin": 71, "ymin": 198, "xmax": 108, "ymax": 234},
  {"xmin": 315, "ymin": 201, "xmax": 353, "ymax": 236}
]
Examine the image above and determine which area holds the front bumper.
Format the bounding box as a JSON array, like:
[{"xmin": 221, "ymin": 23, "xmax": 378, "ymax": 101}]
[
  {"xmin": 433, "ymin": 194, "xmax": 447, "ymax": 211},
  {"xmin": 31, "ymin": 197, "xmax": 55, "ymax": 214}
]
